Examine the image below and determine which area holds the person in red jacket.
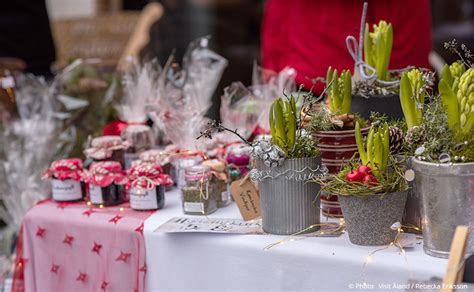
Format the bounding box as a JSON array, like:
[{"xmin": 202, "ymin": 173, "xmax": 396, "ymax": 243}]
[{"xmin": 261, "ymin": 0, "xmax": 432, "ymax": 92}]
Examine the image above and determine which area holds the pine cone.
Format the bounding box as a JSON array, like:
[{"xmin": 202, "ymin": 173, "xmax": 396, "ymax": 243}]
[
  {"xmin": 405, "ymin": 125, "xmax": 426, "ymax": 147},
  {"xmin": 389, "ymin": 126, "xmax": 404, "ymax": 153}
]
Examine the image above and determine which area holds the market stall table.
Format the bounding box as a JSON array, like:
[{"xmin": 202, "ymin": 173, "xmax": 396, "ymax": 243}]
[
  {"xmin": 144, "ymin": 188, "xmax": 448, "ymax": 292},
  {"xmin": 14, "ymin": 200, "xmax": 152, "ymax": 292}
]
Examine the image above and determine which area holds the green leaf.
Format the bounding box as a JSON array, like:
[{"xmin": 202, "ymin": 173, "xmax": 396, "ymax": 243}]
[
  {"xmin": 399, "ymin": 72, "xmax": 418, "ymax": 129},
  {"xmin": 439, "ymin": 79, "xmax": 461, "ymax": 133}
]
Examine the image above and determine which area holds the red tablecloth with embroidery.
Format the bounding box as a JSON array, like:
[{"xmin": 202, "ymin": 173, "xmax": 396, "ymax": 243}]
[{"xmin": 13, "ymin": 200, "xmax": 152, "ymax": 292}]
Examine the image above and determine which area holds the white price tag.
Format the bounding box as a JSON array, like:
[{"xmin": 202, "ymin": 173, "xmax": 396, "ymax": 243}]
[
  {"xmin": 52, "ymin": 179, "xmax": 82, "ymax": 201},
  {"xmin": 184, "ymin": 202, "xmax": 204, "ymax": 213}
]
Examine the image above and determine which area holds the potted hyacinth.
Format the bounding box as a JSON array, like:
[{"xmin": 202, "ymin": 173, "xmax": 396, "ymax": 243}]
[
  {"xmin": 198, "ymin": 91, "xmax": 325, "ymax": 235},
  {"xmin": 396, "ymin": 67, "xmax": 435, "ymax": 233},
  {"xmin": 318, "ymin": 122, "xmax": 408, "ymax": 246},
  {"xmin": 350, "ymin": 20, "xmax": 405, "ymax": 119},
  {"xmin": 304, "ymin": 67, "xmax": 370, "ymax": 217},
  {"xmin": 406, "ymin": 42, "xmax": 474, "ymax": 258}
]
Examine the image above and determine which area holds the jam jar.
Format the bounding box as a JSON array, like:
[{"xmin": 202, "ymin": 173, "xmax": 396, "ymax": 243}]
[{"xmin": 181, "ymin": 165, "xmax": 217, "ymax": 215}]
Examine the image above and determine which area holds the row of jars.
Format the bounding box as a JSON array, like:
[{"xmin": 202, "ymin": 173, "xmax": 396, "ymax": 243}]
[{"xmin": 44, "ymin": 157, "xmax": 172, "ymax": 211}]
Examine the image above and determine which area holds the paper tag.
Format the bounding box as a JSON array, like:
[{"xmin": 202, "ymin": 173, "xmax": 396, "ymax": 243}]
[
  {"xmin": 130, "ymin": 188, "xmax": 158, "ymax": 210},
  {"xmin": 231, "ymin": 178, "xmax": 261, "ymax": 221},
  {"xmin": 52, "ymin": 179, "xmax": 82, "ymax": 201},
  {"xmin": 184, "ymin": 202, "xmax": 204, "ymax": 213},
  {"xmin": 89, "ymin": 184, "xmax": 104, "ymax": 204}
]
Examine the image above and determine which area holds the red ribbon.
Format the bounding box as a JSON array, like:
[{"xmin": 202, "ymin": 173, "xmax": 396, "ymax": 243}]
[
  {"xmin": 43, "ymin": 158, "xmax": 84, "ymax": 181},
  {"xmin": 102, "ymin": 120, "xmax": 146, "ymax": 136},
  {"xmin": 84, "ymin": 161, "xmax": 128, "ymax": 187},
  {"xmin": 126, "ymin": 163, "xmax": 173, "ymax": 190}
]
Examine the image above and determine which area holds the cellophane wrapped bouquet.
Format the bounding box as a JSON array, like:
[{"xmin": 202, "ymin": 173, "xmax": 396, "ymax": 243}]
[
  {"xmin": 251, "ymin": 64, "xmax": 296, "ymax": 132},
  {"xmin": 0, "ymin": 74, "xmax": 77, "ymax": 272},
  {"xmin": 219, "ymin": 82, "xmax": 262, "ymax": 142},
  {"xmin": 150, "ymin": 37, "xmax": 228, "ymax": 153}
]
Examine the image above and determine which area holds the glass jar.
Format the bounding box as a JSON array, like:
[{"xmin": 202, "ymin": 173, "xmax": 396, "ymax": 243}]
[
  {"xmin": 202, "ymin": 159, "xmax": 231, "ymax": 208},
  {"xmin": 84, "ymin": 135, "xmax": 127, "ymax": 167},
  {"xmin": 130, "ymin": 186, "xmax": 165, "ymax": 211},
  {"xmin": 181, "ymin": 165, "xmax": 217, "ymax": 215},
  {"xmin": 86, "ymin": 161, "xmax": 126, "ymax": 206},
  {"xmin": 121, "ymin": 124, "xmax": 154, "ymax": 170},
  {"xmin": 226, "ymin": 146, "xmax": 251, "ymax": 182},
  {"xmin": 47, "ymin": 158, "xmax": 86, "ymax": 202},
  {"xmin": 174, "ymin": 155, "xmax": 203, "ymax": 188}
]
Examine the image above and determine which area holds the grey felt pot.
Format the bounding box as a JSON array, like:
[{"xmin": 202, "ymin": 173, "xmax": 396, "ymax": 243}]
[
  {"xmin": 338, "ymin": 191, "xmax": 408, "ymax": 246},
  {"xmin": 256, "ymin": 157, "xmax": 321, "ymax": 235},
  {"xmin": 351, "ymin": 94, "xmax": 403, "ymax": 120}
]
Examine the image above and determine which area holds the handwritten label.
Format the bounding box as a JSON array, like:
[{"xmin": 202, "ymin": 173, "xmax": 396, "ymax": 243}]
[
  {"xmin": 231, "ymin": 178, "xmax": 261, "ymax": 221},
  {"xmin": 155, "ymin": 217, "xmax": 263, "ymax": 234},
  {"xmin": 184, "ymin": 202, "xmax": 204, "ymax": 213},
  {"xmin": 130, "ymin": 188, "xmax": 158, "ymax": 210},
  {"xmin": 89, "ymin": 184, "xmax": 103, "ymax": 204},
  {"xmin": 52, "ymin": 179, "xmax": 82, "ymax": 201}
]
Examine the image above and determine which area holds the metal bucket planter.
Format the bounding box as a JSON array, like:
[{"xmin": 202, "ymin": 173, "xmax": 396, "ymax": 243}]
[
  {"xmin": 255, "ymin": 157, "xmax": 322, "ymax": 235},
  {"xmin": 338, "ymin": 191, "xmax": 408, "ymax": 246},
  {"xmin": 411, "ymin": 159, "xmax": 474, "ymax": 258},
  {"xmin": 400, "ymin": 157, "xmax": 422, "ymax": 234},
  {"xmin": 351, "ymin": 94, "xmax": 403, "ymax": 120},
  {"xmin": 314, "ymin": 127, "xmax": 370, "ymax": 218}
]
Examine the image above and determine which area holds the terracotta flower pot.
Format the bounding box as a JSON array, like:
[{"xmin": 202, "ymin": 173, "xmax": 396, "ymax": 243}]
[{"xmin": 314, "ymin": 127, "xmax": 370, "ymax": 217}]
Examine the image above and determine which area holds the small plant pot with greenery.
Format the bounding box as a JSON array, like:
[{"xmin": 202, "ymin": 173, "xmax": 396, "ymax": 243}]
[
  {"xmin": 304, "ymin": 67, "xmax": 370, "ymax": 217},
  {"xmin": 406, "ymin": 49, "xmax": 474, "ymax": 258},
  {"xmin": 318, "ymin": 122, "xmax": 408, "ymax": 246},
  {"xmin": 198, "ymin": 92, "xmax": 326, "ymax": 235}
]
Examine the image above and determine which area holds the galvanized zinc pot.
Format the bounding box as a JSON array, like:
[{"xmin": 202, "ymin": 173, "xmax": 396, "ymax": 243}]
[
  {"xmin": 411, "ymin": 159, "xmax": 474, "ymax": 258},
  {"xmin": 338, "ymin": 191, "xmax": 408, "ymax": 246},
  {"xmin": 255, "ymin": 157, "xmax": 321, "ymax": 235},
  {"xmin": 394, "ymin": 155, "xmax": 422, "ymax": 234}
]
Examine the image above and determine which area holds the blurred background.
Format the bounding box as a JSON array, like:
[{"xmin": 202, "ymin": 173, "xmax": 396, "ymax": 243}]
[{"xmin": 0, "ymin": 0, "xmax": 473, "ymax": 119}]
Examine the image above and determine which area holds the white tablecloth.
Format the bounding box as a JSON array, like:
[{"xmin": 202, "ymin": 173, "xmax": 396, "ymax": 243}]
[{"xmin": 143, "ymin": 188, "xmax": 447, "ymax": 292}]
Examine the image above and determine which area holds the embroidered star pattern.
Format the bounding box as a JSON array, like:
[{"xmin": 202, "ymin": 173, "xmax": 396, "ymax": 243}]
[
  {"xmin": 63, "ymin": 234, "xmax": 74, "ymax": 246},
  {"xmin": 115, "ymin": 251, "xmax": 131, "ymax": 263},
  {"xmin": 101, "ymin": 280, "xmax": 109, "ymax": 290},
  {"xmin": 76, "ymin": 272, "xmax": 87, "ymax": 283},
  {"xmin": 92, "ymin": 242, "xmax": 102, "ymax": 254},
  {"xmin": 36, "ymin": 226, "xmax": 46, "ymax": 237},
  {"xmin": 135, "ymin": 223, "xmax": 144, "ymax": 235},
  {"xmin": 82, "ymin": 209, "xmax": 96, "ymax": 217},
  {"xmin": 109, "ymin": 215, "xmax": 123, "ymax": 224},
  {"xmin": 51, "ymin": 264, "xmax": 60, "ymax": 274}
]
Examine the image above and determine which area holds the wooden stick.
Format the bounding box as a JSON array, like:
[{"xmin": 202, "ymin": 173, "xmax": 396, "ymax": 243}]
[
  {"xmin": 117, "ymin": 2, "xmax": 163, "ymax": 72},
  {"xmin": 442, "ymin": 225, "xmax": 469, "ymax": 292}
]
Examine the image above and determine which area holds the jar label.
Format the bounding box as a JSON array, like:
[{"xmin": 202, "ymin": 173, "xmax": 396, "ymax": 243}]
[
  {"xmin": 52, "ymin": 179, "xmax": 82, "ymax": 201},
  {"xmin": 184, "ymin": 202, "xmax": 204, "ymax": 213},
  {"xmin": 89, "ymin": 184, "xmax": 103, "ymax": 204},
  {"xmin": 124, "ymin": 153, "xmax": 140, "ymax": 170},
  {"xmin": 130, "ymin": 188, "xmax": 158, "ymax": 210}
]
